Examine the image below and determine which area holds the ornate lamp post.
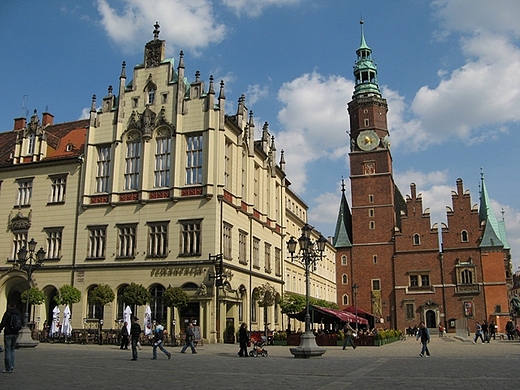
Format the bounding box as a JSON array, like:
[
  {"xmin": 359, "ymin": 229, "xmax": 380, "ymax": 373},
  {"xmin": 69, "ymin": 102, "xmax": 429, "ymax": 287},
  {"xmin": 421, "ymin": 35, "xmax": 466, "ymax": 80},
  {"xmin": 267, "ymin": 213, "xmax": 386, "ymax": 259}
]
[
  {"xmin": 16, "ymin": 238, "xmax": 46, "ymax": 348},
  {"xmin": 287, "ymin": 223, "xmax": 328, "ymax": 358},
  {"xmin": 353, "ymin": 284, "xmax": 359, "ymax": 332}
]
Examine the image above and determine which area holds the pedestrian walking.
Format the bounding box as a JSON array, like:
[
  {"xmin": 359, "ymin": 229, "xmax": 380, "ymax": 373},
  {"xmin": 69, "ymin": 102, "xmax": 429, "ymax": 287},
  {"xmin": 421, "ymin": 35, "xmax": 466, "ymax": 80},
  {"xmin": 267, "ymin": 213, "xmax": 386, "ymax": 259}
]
[
  {"xmin": 120, "ymin": 321, "xmax": 129, "ymax": 350},
  {"xmin": 180, "ymin": 322, "xmax": 197, "ymax": 354},
  {"xmin": 0, "ymin": 302, "xmax": 22, "ymax": 373},
  {"xmin": 130, "ymin": 316, "xmax": 142, "ymax": 360},
  {"xmin": 151, "ymin": 321, "xmax": 171, "ymax": 360},
  {"xmin": 473, "ymin": 321, "xmax": 485, "ymax": 344},
  {"xmin": 416, "ymin": 321, "xmax": 430, "ymax": 357},
  {"xmin": 489, "ymin": 321, "xmax": 497, "ymax": 340},
  {"xmin": 482, "ymin": 320, "xmax": 489, "ymax": 343},
  {"xmin": 342, "ymin": 322, "xmax": 357, "ymax": 350},
  {"xmin": 238, "ymin": 323, "xmax": 249, "ymax": 357},
  {"xmin": 506, "ymin": 319, "xmax": 514, "ymax": 340}
]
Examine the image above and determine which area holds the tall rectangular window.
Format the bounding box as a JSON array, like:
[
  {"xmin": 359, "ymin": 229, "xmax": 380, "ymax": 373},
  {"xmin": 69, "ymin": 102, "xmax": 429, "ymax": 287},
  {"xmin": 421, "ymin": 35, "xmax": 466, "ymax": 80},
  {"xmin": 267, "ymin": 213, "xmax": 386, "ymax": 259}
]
[
  {"xmin": 421, "ymin": 275, "xmax": 430, "ymax": 286},
  {"xmin": 88, "ymin": 226, "xmax": 107, "ymax": 259},
  {"xmin": 224, "ymin": 139, "xmax": 231, "ymax": 190},
  {"xmin": 45, "ymin": 228, "xmax": 62, "ymax": 259},
  {"xmin": 180, "ymin": 220, "xmax": 201, "ymax": 256},
  {"xmin": 264, "ymin": 243, "xmax": 271, "ymax": 273},
  {"xmin": 186, "ymin": 134, "xmax": 203, "ymax": 184},
  {"xmin": 49, "ymin": 175, "xmax": 67, "ymax": 203},
  {"xmin": 406, "ymin": 303, "xmax": 415, "ymax": 320},
  {"xmin": 275, "ymin": 248, "xmax": 281, "ymax": 276},
  {"xmin": 124, "ymin": 141, "xmax": 141, "ymax": 190},
  {"xmin": 241, "ymin": 150, "xmax": 246, "ymax": 198},
  {"xmin": 253, "ymin": 237, "xmax": 260, "ymax": 269},
  {"xmin": 11, "ymin": 232, "xmax": 27, "ymax": 261},
  {"xmin": 96, "ymin": 145, "xmax": 111, "ymax": 193},
  {"xmin": 239, "ymin": 230, "xmax": 248, "ymax": 265},
  {"xmin": 223, "ymin": 222, "xmax": 232, "ymax": 260},
  {"xmin": 117, "ymin": 225, "xmax": 136, "ymax": 258},
  {"xmin": 148, "ymin": 222, "xmax": 168, "ymax": 257},
  {"xmin": 154, "ymin": 138, "xmax": 171, "ymax": 187},
  {"xmin": 16, "ymin": 179, "xmax": 33, "ymax": 206}
]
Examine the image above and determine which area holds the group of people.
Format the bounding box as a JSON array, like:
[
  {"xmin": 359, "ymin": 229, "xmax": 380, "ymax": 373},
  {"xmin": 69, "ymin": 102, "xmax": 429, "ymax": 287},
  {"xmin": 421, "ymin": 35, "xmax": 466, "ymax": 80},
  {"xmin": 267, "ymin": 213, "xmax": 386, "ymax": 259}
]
[
  {"xmin": 121, "ymin": 316, "xmax": 197, "ymax": 361},
  {"xmin": 473, "ymin": 320, "xmax": 496, "ymax": 344}
]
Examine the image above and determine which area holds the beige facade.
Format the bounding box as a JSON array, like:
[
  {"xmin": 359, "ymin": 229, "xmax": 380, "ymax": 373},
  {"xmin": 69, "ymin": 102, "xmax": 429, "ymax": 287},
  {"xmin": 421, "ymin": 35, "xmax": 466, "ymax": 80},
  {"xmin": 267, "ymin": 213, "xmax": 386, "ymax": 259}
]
[{"xmin": 0, "ymin": 27, "xmax": 336, "ymax": 343}]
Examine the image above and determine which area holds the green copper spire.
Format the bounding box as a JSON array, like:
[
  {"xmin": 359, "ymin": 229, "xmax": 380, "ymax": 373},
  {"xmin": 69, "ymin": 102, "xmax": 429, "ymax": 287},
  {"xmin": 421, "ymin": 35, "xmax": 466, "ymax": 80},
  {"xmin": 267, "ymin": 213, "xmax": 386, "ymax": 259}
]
[
  {"xmin": 478, "ymin": 169, "xmax": 504, "ymax": 248},
  {"xmin": 353, "ymin": 20, "xmax": 381, "ymax": 97}
]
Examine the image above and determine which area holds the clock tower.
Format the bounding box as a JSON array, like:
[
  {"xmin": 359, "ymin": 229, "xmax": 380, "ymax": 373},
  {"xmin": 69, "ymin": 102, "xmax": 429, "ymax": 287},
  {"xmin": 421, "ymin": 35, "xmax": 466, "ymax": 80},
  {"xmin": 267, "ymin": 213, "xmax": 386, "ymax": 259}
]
[{"xmin": 347, "ymin": 21, "xmax": 404, "ymax": 324}]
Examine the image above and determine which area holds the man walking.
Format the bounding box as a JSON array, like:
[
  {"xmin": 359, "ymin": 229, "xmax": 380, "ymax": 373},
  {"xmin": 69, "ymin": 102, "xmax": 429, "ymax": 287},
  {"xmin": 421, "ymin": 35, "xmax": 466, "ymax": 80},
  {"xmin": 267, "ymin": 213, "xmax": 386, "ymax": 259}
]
[
  {"xmin": 180, "ymin": 323, "xmax": 197, "ymax": 354},
  {"xmin": 342, "ymin": 322, "xmax": 357, "ymax": 350},
  {"xmin": 130, "ymin": 316, "xmax": 141, "ymax": 361},
  {"xmin": 151, "ymin": 320, "xmax": 171, "ymax": 360},
  {"xmin": 0, "ymin": 302, "xmax": 22, "ymax": 373},
  {"xmin": 416, "ymin": 321, "xmax": 430, "ymax": 357}
]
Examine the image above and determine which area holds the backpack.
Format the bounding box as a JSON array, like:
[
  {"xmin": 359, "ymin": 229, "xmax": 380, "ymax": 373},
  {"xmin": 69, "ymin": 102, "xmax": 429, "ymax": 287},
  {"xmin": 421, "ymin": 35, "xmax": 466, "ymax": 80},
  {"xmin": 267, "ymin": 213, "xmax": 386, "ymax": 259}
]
[{"xmin": 10, "ymin": 312, "xmax": 22, "ymax": 333}]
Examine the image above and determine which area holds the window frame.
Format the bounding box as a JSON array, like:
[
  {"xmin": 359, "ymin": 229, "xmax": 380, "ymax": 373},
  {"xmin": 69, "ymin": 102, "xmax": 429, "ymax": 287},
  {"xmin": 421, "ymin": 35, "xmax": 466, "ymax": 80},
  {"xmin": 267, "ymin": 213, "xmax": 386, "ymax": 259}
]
[
  {"xmin": 179, "ymin": 219, "xmax": 202, "ymax": 257},
  {"xmin": 87, "ymin": 225, "xmax": 107, "ymax": 259},
  {"xmin": 185, "ymin": 134, "xmax": 203, "ymax": 185},
  {"xmin": 117, "ymin": 224, "xmax": 137, "ymax": 259},
  {"xmin": 148, "ymin": 222, "xmax": 169, "ymax": 258},
  {"xmin": 49, "ymin": 174, "xmax": 67, "ymax": 204}
]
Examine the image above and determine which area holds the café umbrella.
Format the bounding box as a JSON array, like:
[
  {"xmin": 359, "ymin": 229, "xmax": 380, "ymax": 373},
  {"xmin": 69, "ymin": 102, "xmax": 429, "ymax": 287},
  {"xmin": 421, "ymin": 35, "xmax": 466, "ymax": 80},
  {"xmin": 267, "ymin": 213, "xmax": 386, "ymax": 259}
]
[
  {"xmin": 61, "ymin": 304, "xmax": 72, "ymax": 337},
  {"xmin": 123, "ymin": 306, "xmax": 132, "ymax": 335},
  {"xmin": 50, "ymin": 306, "xmax": 60, "ymax": 338},
  {"xmin": 144, "ymin": 305, "xmax": 153, "ymax": 336}
]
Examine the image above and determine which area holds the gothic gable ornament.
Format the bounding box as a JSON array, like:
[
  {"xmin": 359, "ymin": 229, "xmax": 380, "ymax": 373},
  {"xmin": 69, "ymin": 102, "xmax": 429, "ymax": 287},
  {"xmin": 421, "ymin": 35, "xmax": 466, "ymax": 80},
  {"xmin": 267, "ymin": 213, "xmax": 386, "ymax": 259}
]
[{"xmin": 144, "ymin": 22, "xmax": 165, "ymax": 68}]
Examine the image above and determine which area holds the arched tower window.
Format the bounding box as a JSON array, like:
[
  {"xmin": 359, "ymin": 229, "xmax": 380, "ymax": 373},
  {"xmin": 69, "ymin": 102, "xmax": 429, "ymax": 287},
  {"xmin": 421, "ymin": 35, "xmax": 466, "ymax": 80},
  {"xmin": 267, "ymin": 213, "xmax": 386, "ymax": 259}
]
[
  {"xmin": 342, "ymin": 274, "xmax": 348, "ymax": 284},
  {"xmin": 461, "ymin": 230, "xmax": 469, "ymax": 242},
  {"xmin": 342, "ymin": 294, "xmax": 349, "ymax": 305},
  {"xmin": 413, "ymin": 234, "xmax": 421, "ymax": 245},
  {"xmin": 341, "ymin": 255, "xmax": 348, "ymax": 266}
]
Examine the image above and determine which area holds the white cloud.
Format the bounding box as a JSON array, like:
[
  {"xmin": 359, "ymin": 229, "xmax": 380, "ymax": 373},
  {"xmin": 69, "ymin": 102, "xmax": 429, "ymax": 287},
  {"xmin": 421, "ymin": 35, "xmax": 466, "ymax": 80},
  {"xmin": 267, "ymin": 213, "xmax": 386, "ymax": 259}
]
[
  {"xmin": 275, "ymin": 71, "xmax": 352, "ymax": 193},
  {"xmin": 222, "ymin": 0, "xmax": 301, "ymax": 18},
  {"xmin": 96, "ymin": 0, "xmax": 226, "ymax": 55},
  {"xmin": 245, "ymin": 84, "xmax": 269, "ymax": 106},
  {"xmin": 79, "ymin": 107, "xmax": 91, "ymax": 120}
]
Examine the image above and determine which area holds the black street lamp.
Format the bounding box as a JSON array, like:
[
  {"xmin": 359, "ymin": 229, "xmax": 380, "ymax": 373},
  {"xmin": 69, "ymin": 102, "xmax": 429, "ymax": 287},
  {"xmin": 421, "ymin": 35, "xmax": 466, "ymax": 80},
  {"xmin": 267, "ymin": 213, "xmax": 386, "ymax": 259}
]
[
  {"xmin": 353, "ymin": 284, "xmax": 359, "ymax": 332},
  {"xmin": 16, "ymin": 238, "xmax": 46, "ymax": 348},
  {"xmin": 287, "ymin": 223, "xmax": 328, "ymax": 358}
]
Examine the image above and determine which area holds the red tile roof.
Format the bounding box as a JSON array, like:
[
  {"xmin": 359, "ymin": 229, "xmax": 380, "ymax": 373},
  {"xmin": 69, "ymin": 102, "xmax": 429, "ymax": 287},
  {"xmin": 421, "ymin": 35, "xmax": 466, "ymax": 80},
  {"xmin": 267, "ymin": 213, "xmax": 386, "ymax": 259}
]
[{"xmin": 0, "ymin": 119, "xmax": 89, "ymax": 167}]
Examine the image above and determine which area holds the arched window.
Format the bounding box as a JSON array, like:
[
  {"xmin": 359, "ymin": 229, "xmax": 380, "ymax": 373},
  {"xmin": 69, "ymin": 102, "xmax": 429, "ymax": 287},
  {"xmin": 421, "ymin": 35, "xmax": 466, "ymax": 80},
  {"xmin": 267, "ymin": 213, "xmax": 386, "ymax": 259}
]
[
  {"xmin": 251, "ymin": 293, "xmax": 257, "ymax": 323},
  {"xmin": 150, "ymin": 285, "xmax": 167, "ymax": 324},
  {"xmin": 116, "ymin": 284, "xmax": 129, "ymax": 320},
  {"xmin": 461, "ymin": 230, "xmax": 469, "ymax": 242},
  {"xmin": 341, "ymin": 255, "xmax": 348, "ymax": 266},
  {"xmin": 342, "ymin": 274, "xmax": 348, "ymax": 284},
  {"xmin": 413, "ymin": 234, "xmax": 421, "ymax": 245},
  {"xmin": 342, "ymin": 294, "xmax": 349, "ymax": 305},
  {"xmin": 87, "ymin": 285, "xmax": 103, "ymax": 320},
  {"xmin": 148, "ymin": 86, "xmax": 156, "ymax": 104}
]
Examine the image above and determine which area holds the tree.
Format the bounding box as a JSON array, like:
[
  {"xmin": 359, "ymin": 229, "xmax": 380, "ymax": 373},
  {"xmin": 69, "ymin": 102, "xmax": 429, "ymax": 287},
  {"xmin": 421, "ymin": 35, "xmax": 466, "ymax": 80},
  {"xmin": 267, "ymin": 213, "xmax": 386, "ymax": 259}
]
[
  {"xmin": 163, "ymin": 286, "xmax": 189, "ymax": 311},
  {"xmin": 88, "ymin": 284, "xmax": 115, "ymax": 318},
  {"xmin": 54, "ymin": 284, "xmax": 81, "ymax": 306},
  {"xmin": 253, "ymin": 283, "xmax": 277, "ymax": 336},
  {"xmin": 21, "ymin": 287, "xmax": 45, "ymax": 323},
  {"xmin": 122, "ymin": 282, "xmax": 152, "ymax": 306},
  {"xmin": 279, "ymin": 293, "xmax": 306, "ymax": 314}
]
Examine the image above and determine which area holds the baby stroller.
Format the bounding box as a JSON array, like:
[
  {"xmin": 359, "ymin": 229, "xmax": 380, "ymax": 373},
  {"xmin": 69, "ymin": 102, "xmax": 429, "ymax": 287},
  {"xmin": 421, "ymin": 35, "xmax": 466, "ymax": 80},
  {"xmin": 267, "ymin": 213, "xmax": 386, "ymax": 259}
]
[{"xmin": 249, "ymin": 335, "xmax": 268, "ymax": 357}]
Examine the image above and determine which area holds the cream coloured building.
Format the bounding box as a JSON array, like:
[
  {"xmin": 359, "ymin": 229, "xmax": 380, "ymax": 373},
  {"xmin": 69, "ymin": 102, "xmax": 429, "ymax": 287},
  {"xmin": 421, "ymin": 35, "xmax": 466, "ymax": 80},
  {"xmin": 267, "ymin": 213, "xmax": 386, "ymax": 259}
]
[{"xmin": 0, "ymin": 25, "xmax": 335, "ymax": 343}]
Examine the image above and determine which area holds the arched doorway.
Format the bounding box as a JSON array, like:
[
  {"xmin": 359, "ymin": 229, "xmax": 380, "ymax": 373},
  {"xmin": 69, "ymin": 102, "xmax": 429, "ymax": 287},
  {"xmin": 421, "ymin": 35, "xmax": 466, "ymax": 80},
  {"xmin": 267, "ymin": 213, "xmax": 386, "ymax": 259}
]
[{"xmin": 426, "ymin": 309, "xmax": 436, "ymax": 328}]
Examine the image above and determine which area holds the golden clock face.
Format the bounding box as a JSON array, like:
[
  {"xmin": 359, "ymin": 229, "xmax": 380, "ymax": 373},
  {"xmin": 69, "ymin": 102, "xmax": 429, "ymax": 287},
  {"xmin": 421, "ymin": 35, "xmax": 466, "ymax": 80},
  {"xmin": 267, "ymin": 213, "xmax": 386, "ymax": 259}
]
[{"xmin": 357, "ymin": 130, "xmax": 379, "ymax": 151}]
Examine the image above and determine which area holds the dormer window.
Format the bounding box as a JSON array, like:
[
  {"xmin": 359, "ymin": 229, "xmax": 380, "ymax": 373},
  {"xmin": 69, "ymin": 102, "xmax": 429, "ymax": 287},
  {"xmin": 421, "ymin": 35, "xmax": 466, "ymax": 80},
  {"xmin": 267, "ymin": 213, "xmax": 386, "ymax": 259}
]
[
  {"xmin": 66, "ymin": 143, "xmax": 74, "ymax": 152},
  {"xmin": 27, "ymin": 132, "xmax": 36, "ymax": 155}
]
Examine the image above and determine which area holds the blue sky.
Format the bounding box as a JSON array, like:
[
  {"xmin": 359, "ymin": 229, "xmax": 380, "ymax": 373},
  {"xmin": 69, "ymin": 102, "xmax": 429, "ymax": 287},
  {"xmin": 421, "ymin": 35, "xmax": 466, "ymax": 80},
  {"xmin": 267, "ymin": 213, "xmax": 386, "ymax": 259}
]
[{"xmin": 1, "ymin": 0, "xmax": 519, "ymax": 270}]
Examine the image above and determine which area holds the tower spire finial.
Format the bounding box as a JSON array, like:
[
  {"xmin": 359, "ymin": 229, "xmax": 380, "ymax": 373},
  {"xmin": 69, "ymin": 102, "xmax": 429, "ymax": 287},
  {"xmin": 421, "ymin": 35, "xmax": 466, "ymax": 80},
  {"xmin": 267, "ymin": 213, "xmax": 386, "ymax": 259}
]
[{"xmin": 153, "ymin": 22, "xmax": 160, "ymax": 40}]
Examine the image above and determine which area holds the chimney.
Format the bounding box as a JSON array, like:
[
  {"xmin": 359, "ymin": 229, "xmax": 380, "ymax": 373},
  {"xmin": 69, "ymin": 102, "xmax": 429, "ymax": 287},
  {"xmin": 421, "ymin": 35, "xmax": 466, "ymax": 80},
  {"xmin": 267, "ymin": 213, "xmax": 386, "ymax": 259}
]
[
  {"xmin": 42, "ymin": 112, "xmax": 54, "ymax": 126},
  {"xmin": 14, "ymin": 117, "xmax": 26, "ymax": 130}
]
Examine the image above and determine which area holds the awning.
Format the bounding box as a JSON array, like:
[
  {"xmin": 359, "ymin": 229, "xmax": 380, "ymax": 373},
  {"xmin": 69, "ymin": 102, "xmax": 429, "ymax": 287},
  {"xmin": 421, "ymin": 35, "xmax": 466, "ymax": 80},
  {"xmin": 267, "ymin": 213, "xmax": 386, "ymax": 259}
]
[
  {"xmin": 286, "ymin": 305, "xmax": 369, "ymax": 325},
  {"xmin": 343, "ymin": 306, "xmax": 378, "ymax": 319}
]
